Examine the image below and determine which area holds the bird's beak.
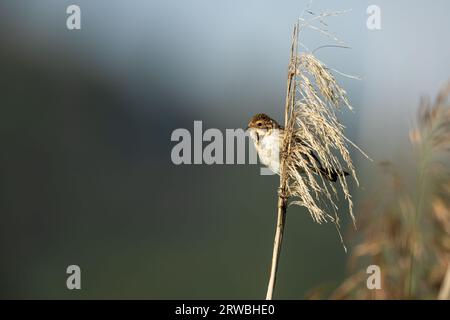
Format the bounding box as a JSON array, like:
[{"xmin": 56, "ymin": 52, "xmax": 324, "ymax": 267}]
[{"xmin": 245, "ymin": 126, "xmax": 249, "ymax": 131}]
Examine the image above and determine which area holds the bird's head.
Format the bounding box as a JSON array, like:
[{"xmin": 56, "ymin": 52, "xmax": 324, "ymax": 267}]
[
  {"xmin": 247, "ymin": 113, "xmax": 280, "ymax": 130},
  {"xmin": 246, "ymin": 113, "xmax": 281, "ymax": 143}
]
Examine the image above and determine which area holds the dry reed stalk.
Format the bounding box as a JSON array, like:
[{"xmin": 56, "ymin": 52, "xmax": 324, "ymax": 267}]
[
  {"xmin": 322, "ymin": 82, "xmax": 450, "ymax": 300},
  {"xmin": 266, "ymin": 10, "xmax": 366, "ymax": 299},
  {"xmin": 438, "ymin": 264, "xmax": 450, "ymax": 300},
  {"xmin": 266, "ymin": 24, "xmax": 299, "ymax": 300}
]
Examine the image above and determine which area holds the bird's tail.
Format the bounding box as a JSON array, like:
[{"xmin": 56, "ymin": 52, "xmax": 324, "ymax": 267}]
[{"xmin": 319, "ymin": 167, "xmax": 349, "ymax": 182}]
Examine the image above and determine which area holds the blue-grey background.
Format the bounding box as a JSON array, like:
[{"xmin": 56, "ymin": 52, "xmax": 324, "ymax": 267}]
[{"xmin": 0, "ymin": 0, "xmax": 449, "ymax": 298}]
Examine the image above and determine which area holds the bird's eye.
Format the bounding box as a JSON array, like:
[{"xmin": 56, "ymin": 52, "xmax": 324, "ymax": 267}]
[{"xmin": 257, "ymin": 122, "xmax": 262, "ymax": 126}]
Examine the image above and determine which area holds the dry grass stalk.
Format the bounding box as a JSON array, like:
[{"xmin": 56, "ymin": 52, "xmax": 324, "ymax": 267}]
[
  {"xmin": 266, "ymin": 10, "xmax": 367, "ymax": 299},
  {"xmin": 266, "ymin": 23, "xmax": 299, "ymax": 301},
  {"xmin": 438, "ymin": 265, "xmax": 450, "ymax": 300},
  {"xmin": 321, "ymin": 82, "xmax": 450, "ymax": 300}
]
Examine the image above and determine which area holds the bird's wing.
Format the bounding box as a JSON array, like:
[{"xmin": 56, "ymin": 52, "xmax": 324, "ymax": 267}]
[{"xmin": 293, "ymin": 136, "xmax": 324, "ymax": 170}]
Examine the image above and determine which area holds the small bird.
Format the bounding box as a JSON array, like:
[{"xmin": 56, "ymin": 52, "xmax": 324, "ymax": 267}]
[{"xmin": 246, "ymin": 113, "xmax": 349, "ymax": 181}]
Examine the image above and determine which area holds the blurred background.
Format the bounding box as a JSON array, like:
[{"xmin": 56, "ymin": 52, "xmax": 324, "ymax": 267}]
[{"xmin": 0, "ymin": 0, "xmax": 449, "ymax": 299}]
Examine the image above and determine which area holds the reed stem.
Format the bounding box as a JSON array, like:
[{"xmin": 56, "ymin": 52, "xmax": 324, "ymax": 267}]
[{"xmin": 265, "ymin": 23, "xmax": 298, "ymax": 300}]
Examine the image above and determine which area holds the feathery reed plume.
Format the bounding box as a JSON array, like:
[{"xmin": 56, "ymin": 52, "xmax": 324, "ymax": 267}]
[
  {"xmin": 318, "ymin": 82, "xmax": 450, "ymax": 300},
  {"xmin": 266, "ymin": 9, "xmax": 368, "ymax": 299}
]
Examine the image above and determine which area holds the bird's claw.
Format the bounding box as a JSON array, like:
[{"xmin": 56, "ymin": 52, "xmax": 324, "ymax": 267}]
[
  {"xmin": 277, "ymin": 187, "xmax": 288, "ymax": 199},
  {"xmin": 280, "ymin": 150, "xmax": 289, "ymax": 160}
]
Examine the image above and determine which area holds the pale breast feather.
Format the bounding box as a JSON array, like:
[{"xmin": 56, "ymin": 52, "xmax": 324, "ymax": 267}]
[{"xmin": 257, "ymin": 131, "xmax": 282, "ymax": 174}]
